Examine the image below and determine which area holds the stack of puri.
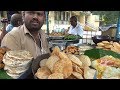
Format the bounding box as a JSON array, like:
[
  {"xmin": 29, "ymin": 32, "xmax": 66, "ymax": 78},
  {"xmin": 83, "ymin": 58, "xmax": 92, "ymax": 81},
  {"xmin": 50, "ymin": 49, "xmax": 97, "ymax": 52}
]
[
  {"xmin": 2, "ymin": 50, "xmax": 33, "ymax": 79},
  {"xmin": 96, "ymin": 41, "xmax": 120, "ymax": 54},
  {"xmin": 0, "ymin": 47, "xmax": 11, "ymax": 69},
  {"xmin": 35, "ymin": 46, "xmax": 96, "ymax": 79}
]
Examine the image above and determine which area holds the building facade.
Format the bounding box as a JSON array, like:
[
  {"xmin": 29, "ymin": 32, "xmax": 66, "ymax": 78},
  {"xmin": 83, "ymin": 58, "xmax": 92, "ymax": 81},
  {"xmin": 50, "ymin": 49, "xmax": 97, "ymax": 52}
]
[{"xmin": 41, "ymin": 11, "xmax": 100, "ymax": 33}]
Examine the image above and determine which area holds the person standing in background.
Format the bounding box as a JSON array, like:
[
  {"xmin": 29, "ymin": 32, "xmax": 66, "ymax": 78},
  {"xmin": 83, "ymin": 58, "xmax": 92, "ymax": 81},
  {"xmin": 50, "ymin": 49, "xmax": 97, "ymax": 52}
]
[
  {"xmin": 0, "ymin": 13, "xmax": 23, "ymax": 45},
  {"xmin": 68, "ymin": 16, "xmax": 84, "ymax": 37},
  {"xmin": 67, "ymin": 16, "xmax": 84, "ymax": 45},
  {"xmin": 6, "ymin": 13, "xmax": 23, "ymax": 32}
]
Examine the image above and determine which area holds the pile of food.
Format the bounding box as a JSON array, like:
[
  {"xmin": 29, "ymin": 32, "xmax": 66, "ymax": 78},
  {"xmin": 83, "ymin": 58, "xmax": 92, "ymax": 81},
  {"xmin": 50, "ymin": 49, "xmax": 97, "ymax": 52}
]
[
  {"xmin": 35, "ymin": 46, "xmax": 96, "ymax": 79},
  {"xmin": 63, "ymin": 46, "xmax": 79, "ymax": 55},
  {"xmin": 96, "ymin": 41, "xmax": 120, "ymax": 54},
  {"xmin": 3, "ymin": 50, "xmax": 33, "ymax": 79},
  {"xmin": 84, "ymin": 48, "xmax": 120, "ymax": 60},
  {"xmin": 91, "ymin": 55, "xmax": 120, "ymax": 79},
  {"xmin": 0, "ymin": 47, "xmax": 11, "ymax": 69},
  {"xmin": 84, "ymin": 47, "xmax": 120, "ymax": 79},
  {"xmin": 63, "ymin": 44, "xmax": 93, "ymax": 55},
  {"xmin": 49, "ymin": 32, "xmax": 64, "ymax": 36}
]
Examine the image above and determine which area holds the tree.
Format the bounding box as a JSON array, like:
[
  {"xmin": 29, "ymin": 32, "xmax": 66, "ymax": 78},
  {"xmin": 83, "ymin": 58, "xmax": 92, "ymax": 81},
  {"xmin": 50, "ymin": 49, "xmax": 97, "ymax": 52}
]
[{"xmin": 91, "ymin": 11, "xmax": 120, "ymax": 25}]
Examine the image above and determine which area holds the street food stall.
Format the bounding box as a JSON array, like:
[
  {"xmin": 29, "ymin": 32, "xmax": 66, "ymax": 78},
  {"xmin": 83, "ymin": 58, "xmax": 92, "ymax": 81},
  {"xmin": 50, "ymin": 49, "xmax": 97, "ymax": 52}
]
[
  {"xmin": 1, "ymin": 13, "xmax": 120, "ymax": 79},
  {"xmin": 1, "ymin": 36, "xmax": 120, "ymax": 79},
  {"xmin": 32, "ymin": 26, "xmax": 120, "ymax": 79}
]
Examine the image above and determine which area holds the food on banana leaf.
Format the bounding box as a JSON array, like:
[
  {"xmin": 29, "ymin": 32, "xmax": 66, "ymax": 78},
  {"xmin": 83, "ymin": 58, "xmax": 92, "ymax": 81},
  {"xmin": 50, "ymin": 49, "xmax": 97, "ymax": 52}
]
[
  {"xmin": 84, "ymin": 48, "xmax": 120, "ymax": 60},
  {"xmin": 64, "ymin": 35, "xmax": 82, "ymax": 40}
]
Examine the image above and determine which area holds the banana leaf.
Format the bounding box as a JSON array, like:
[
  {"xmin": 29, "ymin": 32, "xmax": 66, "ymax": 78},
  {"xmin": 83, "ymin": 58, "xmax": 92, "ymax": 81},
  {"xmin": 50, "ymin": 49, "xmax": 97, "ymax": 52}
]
[
  {"xmin": 0, "ymin": 69, "xmax": 13, "ymax": 79},
  {"xmin": 84, "ymin": 48, "xmax": 120, "ymax": 60}
]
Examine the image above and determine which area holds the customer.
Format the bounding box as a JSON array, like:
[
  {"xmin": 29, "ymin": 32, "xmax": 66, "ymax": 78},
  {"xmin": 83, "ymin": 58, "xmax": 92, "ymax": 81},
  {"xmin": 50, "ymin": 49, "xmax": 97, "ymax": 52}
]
[
  {"xmin": 6, "ymin": 13, "xmax": 23, "ymax": 32},
  {"xmin": 1, "ymin": 11, "xmax": 50, "ymax": 59},
  {"xmin": 0, "ymin": 13, "xmax": 23, "ymax": 44},
  {"xmin": 68, "ymin": 16, "xmax": 84, "ymax": 37}
]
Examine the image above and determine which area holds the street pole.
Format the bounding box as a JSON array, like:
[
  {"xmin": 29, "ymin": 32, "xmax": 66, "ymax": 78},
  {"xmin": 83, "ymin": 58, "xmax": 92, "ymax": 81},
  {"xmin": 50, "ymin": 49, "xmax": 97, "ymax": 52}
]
[
  {"xmin": 46, "ymin": 11, "xmax": 49, "ymax": 35},
  {"xmin": 115, "ymin": 11, "xmax": 120, "ymax": 41}
]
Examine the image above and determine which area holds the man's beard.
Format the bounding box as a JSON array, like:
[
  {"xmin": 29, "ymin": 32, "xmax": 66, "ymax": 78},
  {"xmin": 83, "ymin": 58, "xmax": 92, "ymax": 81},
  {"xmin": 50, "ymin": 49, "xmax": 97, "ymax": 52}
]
[{"xmin": 25, "ymin": 23, "xmax": 43, "ymax": 32}]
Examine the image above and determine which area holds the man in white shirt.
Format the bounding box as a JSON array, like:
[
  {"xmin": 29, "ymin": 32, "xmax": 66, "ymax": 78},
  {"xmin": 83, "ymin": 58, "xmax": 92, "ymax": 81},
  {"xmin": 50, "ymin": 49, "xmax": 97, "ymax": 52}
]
[
  {"xmin": 67, "ymin": 16, "xmax": 84, "ymax": 45},
  {"xmin": 68, "ymin": 16, "xmax": 84, "ymax": 37}
]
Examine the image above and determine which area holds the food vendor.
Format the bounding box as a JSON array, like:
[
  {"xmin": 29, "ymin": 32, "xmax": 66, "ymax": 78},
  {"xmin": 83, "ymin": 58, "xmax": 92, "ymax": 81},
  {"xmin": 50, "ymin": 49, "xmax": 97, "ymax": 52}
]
[
  {"xmin": 68, "ymin": 16, "xmax": 84, "ymax": 37},
  {"xmin": 1, "ymin": 11, "xmax": 50, "ymax": 59}
]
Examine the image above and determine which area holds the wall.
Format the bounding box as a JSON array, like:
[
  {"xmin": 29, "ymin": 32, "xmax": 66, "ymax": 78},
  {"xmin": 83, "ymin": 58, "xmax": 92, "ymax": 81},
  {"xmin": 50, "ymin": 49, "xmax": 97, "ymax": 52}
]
[
  {"xmin": 85, "ymin": 14, "xmax": 100, "ymax": 31},
  {"xmin": 42, "ymin": 11, "xmax": 72, "ymax": 33},
  {"xmin": 79, "ymin": 14, "xmax": 85, "ymax": 27}
]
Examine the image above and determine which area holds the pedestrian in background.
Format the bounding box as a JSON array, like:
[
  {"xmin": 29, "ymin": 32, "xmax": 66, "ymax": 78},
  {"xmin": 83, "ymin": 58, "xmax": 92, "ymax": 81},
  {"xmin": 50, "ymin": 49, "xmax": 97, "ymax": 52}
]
[
  {"xmin": 68, "ymin": 16, "xmax": 84, "ymax": 37},
  {"xmin": 6, "ymin": 13, "xmax": 23, "ymax": 32}
]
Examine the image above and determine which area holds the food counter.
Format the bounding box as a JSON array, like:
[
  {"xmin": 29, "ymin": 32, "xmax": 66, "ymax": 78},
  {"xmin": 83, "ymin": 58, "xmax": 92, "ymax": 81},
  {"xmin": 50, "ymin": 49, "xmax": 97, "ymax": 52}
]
[
  {"xmin": 48, "ymin": 35, "xmax": 81, "ymax": 51},
  {"xmin": 1, "ymin": 39, "xmax": 120, "ymax": 79}
]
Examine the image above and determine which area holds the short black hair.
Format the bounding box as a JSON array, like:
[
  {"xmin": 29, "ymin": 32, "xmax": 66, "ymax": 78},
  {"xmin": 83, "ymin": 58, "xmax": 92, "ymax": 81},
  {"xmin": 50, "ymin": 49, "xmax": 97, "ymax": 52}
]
[
  {"xmin": 23, "ymin": 11, "xmax": 46, "ymax": 14},
  {"xmin": 70, "ymin": 16, "xmax": 77, "ymax": 22},
  {"xmin": 10, "ymin": 14, "xmax": 22, "ymax": 27}
]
